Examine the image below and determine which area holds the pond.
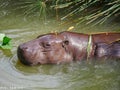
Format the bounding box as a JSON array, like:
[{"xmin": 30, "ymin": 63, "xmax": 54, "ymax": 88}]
[{"xmin": 0, "ymin": 14, "xmax": 120, "ymax": 90}]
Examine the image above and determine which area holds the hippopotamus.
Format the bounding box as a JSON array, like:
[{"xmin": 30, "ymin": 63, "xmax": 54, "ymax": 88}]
[{"xmin": 17, "ymin": 31, "xmax": 120, "ymax": 65}]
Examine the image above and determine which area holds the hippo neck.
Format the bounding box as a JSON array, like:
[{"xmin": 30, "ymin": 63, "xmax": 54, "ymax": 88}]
[{"xmin": 60, "ymin": 31, "xmax": 94, "ymax": 61}]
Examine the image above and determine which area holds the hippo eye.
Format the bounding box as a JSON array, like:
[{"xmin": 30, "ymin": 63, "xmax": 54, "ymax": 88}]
[
  {"xmin": 45, "ymin": 43, "xmax": 51, "ymax": 47},
  {"xmin": 63, "ymin": 40, "xmax": 69, "ymax": 45},
  {"xmin": 62, "ymin": 40, "xmax": 69, "ymax": 48},
  {"xmin": 42, "ymin": 42, "xmax": 51, "ymax": 48}
]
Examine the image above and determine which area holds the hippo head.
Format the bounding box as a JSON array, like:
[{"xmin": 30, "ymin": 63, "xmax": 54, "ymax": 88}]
[{"xmin": 17, "ymin": 33, "xmax": 73, "ymax": 65}]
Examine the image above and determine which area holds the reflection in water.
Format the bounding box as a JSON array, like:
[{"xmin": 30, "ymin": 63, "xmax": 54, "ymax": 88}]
[{"xmin": 0, "ymin": 15, "xmax": 120, "ymax": 90}]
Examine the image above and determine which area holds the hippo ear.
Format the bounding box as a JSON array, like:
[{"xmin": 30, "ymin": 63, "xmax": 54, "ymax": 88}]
[
  {"xmin": 63, "ymin": 40, "xmax": 69, "ymax": 45},
  {"xmin": 62, "ymin": 40, "xmax": 69, "ymax": 51}
]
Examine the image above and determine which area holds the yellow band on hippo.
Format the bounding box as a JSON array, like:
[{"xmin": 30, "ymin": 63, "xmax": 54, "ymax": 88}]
[{"xmin": 87, "ymin": 35, "xmax": 92, "ymax": 60}]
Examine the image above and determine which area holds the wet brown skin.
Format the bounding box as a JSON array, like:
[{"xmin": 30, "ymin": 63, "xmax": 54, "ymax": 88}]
[{"xmin": 17, "ymin": 31, "xmax": 120, "ymax": 66}]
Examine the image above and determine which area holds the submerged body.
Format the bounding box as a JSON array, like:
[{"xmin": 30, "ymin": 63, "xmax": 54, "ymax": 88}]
[{"xmin": 17, "ymin": 31, "xmax": 120, "ymax": 65}]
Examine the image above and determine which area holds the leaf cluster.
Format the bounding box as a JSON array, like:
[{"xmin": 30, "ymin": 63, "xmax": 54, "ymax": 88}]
[{"xmin": 0, "ymin": 33, "xmax": 12, "ymax": 49}]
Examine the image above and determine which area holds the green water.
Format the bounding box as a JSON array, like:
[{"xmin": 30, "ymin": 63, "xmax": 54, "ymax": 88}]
[{"xmin": 0, "ymin": 14, "xmax": 120, "ymax": 90}]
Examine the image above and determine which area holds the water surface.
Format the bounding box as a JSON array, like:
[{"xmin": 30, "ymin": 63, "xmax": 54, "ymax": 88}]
[{"xmin": 0, "ymin": 15, "xmax": 120, "ymax": 90}]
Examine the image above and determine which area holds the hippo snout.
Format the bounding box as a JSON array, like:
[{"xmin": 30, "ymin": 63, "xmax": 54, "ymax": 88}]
[
  {"xmin": 17, "ymin": 39, "xmax": 46, "ymax": 66},
  {"xmin": 17, "ymin": 44, "xmax": 33, "ymax": 65}
]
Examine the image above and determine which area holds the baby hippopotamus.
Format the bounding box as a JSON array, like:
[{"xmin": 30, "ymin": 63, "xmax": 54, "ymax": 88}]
[{"xmin": 17, "ymin": 31, "xmax": 120, "ymax": 65}]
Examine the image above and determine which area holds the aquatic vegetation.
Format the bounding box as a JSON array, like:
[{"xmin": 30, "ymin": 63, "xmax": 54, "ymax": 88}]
[
  {"xmin": 0, "ymin": 0, "xmax": 120, "ymax": 24},
  {"xmin": 0, "ymin": 0, "xmax": 47, "ymax": 20},
  {"xmin": 0, "ymin": 33, "xmax": 12, "ymax": 49},
  {"xmin": 16, "ymin": 0, "xmax": 47, "ymax": 19},
  {"xmin": 55, "ymin": 0, "xmax": 120, "ymax": 25},
  {"xmin": 87, "ymin": 35, "xmax": 92, "ymax": 60}
]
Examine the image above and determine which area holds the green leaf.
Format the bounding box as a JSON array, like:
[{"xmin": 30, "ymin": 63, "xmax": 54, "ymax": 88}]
[
  {"xmin": 0, "ymin": 33, "xmax": 5, "ymax": 41},
  {"xmin": 3, "ymin": 36, "xmax": 11, "ymax": 45},
  {"xmin": 0, "ymin": 44, "xmax": 12, "ymax": 49},
  {"xmin": 0, "ymin": 33, "xmax": 12, "ymax": 50}
]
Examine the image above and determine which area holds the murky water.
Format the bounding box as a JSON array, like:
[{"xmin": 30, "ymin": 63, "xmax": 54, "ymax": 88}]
[{"xmin": 0, "ymin": 14, "xmax": 120, "ymax": 90}]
